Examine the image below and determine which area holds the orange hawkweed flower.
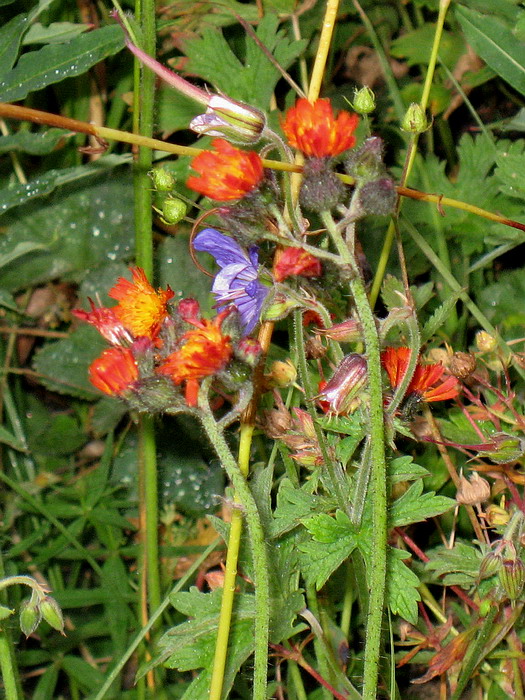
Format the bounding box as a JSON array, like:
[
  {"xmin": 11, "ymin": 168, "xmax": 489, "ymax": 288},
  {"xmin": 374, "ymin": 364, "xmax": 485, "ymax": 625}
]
[
  {"xmin": 273, "ymin": 247, "xmax": 322, "ymax": 283},
  {"xmin": 281, "ymin": 98, "xmax": 359, "ymax": 158},
  {"xmin": 72, "ymin": 299, "xmax": 133, "ymax": 346},
  {"xmin": 109, "ymin": 268, "xmax": 174, "ymax": 340},
  {"xmin": 157, "ymin": 310, "xmax": 232, "ymax": 406},
  {"xmin": 187, "ymin": 138, "xmax": 264, "ymax": 201},
  {"xmin": 381, "ymin": 347, "xmax": 459, "ymax": 403},
  {"xmin": 89, "ymin": 347, "xmax": 139, "ymax": 396}
]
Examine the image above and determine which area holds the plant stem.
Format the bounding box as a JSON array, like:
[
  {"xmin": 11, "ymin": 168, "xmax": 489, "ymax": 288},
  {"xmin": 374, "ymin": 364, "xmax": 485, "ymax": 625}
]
[
  {"xmin": 199, "ymin": 381, "xmax": 269, "ymax": 700},
  {"xmin": 321, "ymin": 211, "xmax": 387, "ymax": 700},
  {"xmin": 0, "ymin": 552, "xmax": 22, "ymax": 700},
  {"xmin": 308, "ymin": 0, "xmax": 340, "ymax": 101}
]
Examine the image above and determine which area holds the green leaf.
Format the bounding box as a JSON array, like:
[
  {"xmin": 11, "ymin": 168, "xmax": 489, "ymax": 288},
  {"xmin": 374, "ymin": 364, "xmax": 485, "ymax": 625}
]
[
  {"xmin": 61, "ymin": 656, "xmax": 106, "ymax": 693},
  {"xmin": 386, "ymin": 548, "xmax": 421, "ymax": 623},
  {"xmin": 456, "ymin": 5, "xmax": 525, "ymax": 96},
  {"xmin": 0, "ymin": 128, "xmax": 70, "ymax": 155},
  {"xmin": 27, "ymin": 414, "xmax": 86, "ymax": 456},
  {"xmin": 391, "ymin": 24, "xmax": 463, "ymax": 69},
  {"xmin": 389, "ymin": 455, "xmax": 429, "ymax": 484},
  {"xmin": 32, "ymin": 326, "xmax": 107, "ymax": 400},
  {"xmin": 270, "ymin": 478, "xmax": 323, "ymax": 537},
  {"xmin": 494, "ymin": 140, "xmax": 525, "ymax": 199},
  {"xmin": 0, "ymin": 25, "xmax": 125, "ymax": 102},
  {"xmin": 183, "ymin": 13, "xmax": 306, "ymax": 110},
  {"xmin": 22, "ymin": 22, "xmax": 90, "ymax": 46},
  {"xmin": 0, "ymin": 14, "xmax": 30, "ymax": 76},
  {"xmin": 299, "ymin": 511, "xmax": 357, "ymax": 588},
  {"xmin": 478, "ymin": 268, "xmax": 525, "ymax": 331},
  {"xmin": 420, "ymin": 289, "xmax": 463, "ymax": 344},
  {"xmin": 0, "ymin": 241, "xmax": 45, "ymax": 268},
  {"xmin": 389, "ymin": 480, "xmax": 455, "ymax": 527},
  {"xmin": 425, "ymin": 541, "xmax": 483, "ymax": 586},
  {"xmin": 0, "ymin": 425, "xmax": 26, "ymax": 451}
]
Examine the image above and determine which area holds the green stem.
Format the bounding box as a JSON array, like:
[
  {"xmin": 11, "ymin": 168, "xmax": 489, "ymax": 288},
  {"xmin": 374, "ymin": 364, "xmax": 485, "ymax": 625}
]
[
  {"xmin": 320, "ymin": 211, "xmax": 387, "ymax": 700},
  {"xmin": 198, "ymin": 381, "xmax": 269, "ymax": 700},
  {"xmin": 0, "ymin": 551, "xmax": 22, "ymax": 699}
]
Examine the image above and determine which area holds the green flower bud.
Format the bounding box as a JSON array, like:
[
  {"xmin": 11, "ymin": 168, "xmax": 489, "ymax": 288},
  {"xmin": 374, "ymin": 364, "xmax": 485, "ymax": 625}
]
[
  {"xmin": 263, "ymin": 292, "xmax": 302, "ymax": 322},
  {"xmin": 479, "ymin": 551, "xmax": 502, "ymax": 580},
  {"xmin": 149, "ymin": 167, "xmax": 176, "ymax": 192},
  {"xmin": 129, "ymin": 375, "xmax": 182, "ymax": 413},
  {"xmin": 299, "ymin": 158, "xmax": 346, "ymax": 212},
  {"xmin": 401, "ymin": 103, "xmax": 429, "ymax": 133},
  {"xmin": 356, "ymin": 177, "xmax": 397, "ymax": 216},
  {"xmin": 345, "ymin": 137, "xmax": 385, "ymax": 182},
  {"xmin": 0, "ymin": 605, "xmax": 14, "ymax": 621},
  {"xmin": 19, "ymin": 599, "xmax": 42, "ymax": 637},
  {"xmin": 40, "ymin": 596, "xmax": 65, "ymax": 634},
  {"xmin": 162, "ymin": 198, "xmax": 187, "ymax": 225},
  {"xmin": 477, "ymin": 433, "xmax": 525, "ymax": 465},
  {"xmin": 352, "ymin": 86, "xmax": 375, "ymax": 115},
  {"xmin": 498, "ymin": 557, "xmax": 525, "ymax": 600},
  {"xmin": 475, "ymin": 330, "xmax": 497, "ymax": 353}
]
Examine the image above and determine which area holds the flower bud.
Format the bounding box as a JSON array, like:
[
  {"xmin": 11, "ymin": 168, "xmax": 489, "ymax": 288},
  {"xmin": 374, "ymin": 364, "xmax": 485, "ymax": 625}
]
[
  {"xmin": 352, "ymin": 86, "xmax": 375, "ymax": 115},
  {"xmin": 149, "ymin": 167, "xmax": 175, "ymax": 192},
  {"xmin": 401, "ymin": 103, "xmax": 429, "ymax": 133},
  {"xmin": 345, "ymin": 137, "xmax": 385, "ymax": 182},
  {"xmin": 129, "ymin": 375, "xmax": 181, "ymax": 413},
  {"xmin": 299, "ymin": 158, "xmax": 346, "ymax": 212},
  {"xmin": 178, "ymin": 298, "xmax": 200, "ymax": 322},
  {"xmin": 498, "ymin": 557, "xmax": 525, "ymax": 600},
  {"xmin": 315, "ymin": 318, "xmax": 362, "ymax": 343},
  {"xmin": 356, "ymin": 177, "xmax": 397, "ymax": 216},
  {"xmin": 265, "ymin": 359, "xmax": 297, "ymax": 388},
  {"xmin": 235, "ymin": 337, "xmax": 262, "ymax": 367},
  {"xmin": 263, "ymin": 292, "xmax": 302, "ymax": 322},
  {"xmin": 161, "ymin": 197, "xmax": 187, "ymax": 225},
  {"xmin": 0, "ymin": 605, "xmax": 14, "ymax": 621},
  {"xmin": 449, "ymin": 351, "xmax": 476, "ymax": 379},
  {"xmin": 477, "ymin": 433, "xmax": 525, "ymax": 465},
  {"xmin": 479, "ymin": 551, "xmax": 502, "ymax": 580},
  {"xmin": 40, "ymin": 596, "xmax": 65, "ymax": 634},
  {"xmin": 190, "ymin": 95, "xmax": 266, "ymax": 144},
  {"xmin": 475, "ymin": 330, "xmax": 497, "ymax": 353},
  {"xmin": 19, "ymin": 599, "xmax": 42, "ymax": 637},
  {"xmin": 456, "ymin": 472, "xmax": 490, "ymax": 505},
  {"xmin": 485, "ymin": 504, "xmax": 510, "ymax": 528},
  {"xmin": 316, "ymin": 353, "xmax": 367, "ymax": 414}
]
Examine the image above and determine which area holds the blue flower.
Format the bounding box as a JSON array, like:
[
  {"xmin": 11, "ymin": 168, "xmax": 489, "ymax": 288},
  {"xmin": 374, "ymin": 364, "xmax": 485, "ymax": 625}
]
[{"xmin": 193, "ymin": 228, "xmax": 269, "ymax": 334}]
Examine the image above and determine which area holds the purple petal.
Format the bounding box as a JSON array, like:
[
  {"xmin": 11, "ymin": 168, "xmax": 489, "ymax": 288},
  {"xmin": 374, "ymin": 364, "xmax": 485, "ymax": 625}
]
[{"xmin": 193, "ymin": 229, "xmax": 250, "ymax": 268}]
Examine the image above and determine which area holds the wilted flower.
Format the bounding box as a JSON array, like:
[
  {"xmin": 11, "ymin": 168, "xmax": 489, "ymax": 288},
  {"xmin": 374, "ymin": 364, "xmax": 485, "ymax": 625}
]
[
  {"xmin": 89, "ymin": 347, "xmax": 139, "ymax": 396},
  {"xmin": 73, "ymin": 299, "xmax": 133, "ymax": 346},
  {"xmin": 274, "ymin": 247, "xmax": 322, "ymax": 283},
  {"xmin": 456, "ymin": 472, "xmax": 491, "ymax": 505},
  {"xmin": 282, "ymin": 98, "xmax": 359, "ymax": 158},
  {"xmin": 109, "ymin": 268, "xmax": 174, "ymax": 340},
  {"xmin": 381, "ymin": 346, "xmax": 459, "ymax": 403},
  {"xmin": 187, "ymin": 139, "xmax": 264, "ymax": 202},
  {"xmin": 157, "ymin": 310, "xmax": 232, "ymax": 407},
  {"xmin": 193, "ymin": 228, "xmax": 269, "ymax": 334}
]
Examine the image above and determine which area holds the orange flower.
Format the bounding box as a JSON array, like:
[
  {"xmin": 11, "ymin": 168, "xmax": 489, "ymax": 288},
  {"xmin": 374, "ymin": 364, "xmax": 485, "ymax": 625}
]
[
  {"xmin": 281, "ymin": 98, "xmax": 359, "ymax": 158},
  {"xmin": 89, "ymin": 347, "xmax": 139, "ymax": 396},
  {"xmin": 109, "ymin": 268, "xmax": 174, "ymax": 340},
  {"xmin": 273, "ymin": 247, "xmax": 322, "ymax": 282},
  {"xmin": 187, "ymin": 138, "xmax": 264, "ymax": 201},
  {"xmin": 157, "ymin": 311, "xmax": 232, "ymax": 406},
  {"xmin": 381, "ymin": 347, "xmax": 459, "ymax": 403},
  {"xmin": 73, "ymin": 299, "xmax": 133, "ymax": 346}
]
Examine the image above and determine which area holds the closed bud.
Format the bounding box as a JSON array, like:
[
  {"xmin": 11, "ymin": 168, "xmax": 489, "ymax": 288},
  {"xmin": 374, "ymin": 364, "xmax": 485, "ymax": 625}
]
[
  {"xmin": 0, "ymin": 605, "xmax": 14, "ymax": 621},
  {"xmin": 299, "ymin": 158, "xmax": 346, "ymax": 212},
  {"xmin": 235, "ymin": 337, "xmax": 262, "ymax": 367},
  {"xmin": 262, "ymin": 406, "xmax": 292, "ymax": 439},
  {"xmin": 352, "ymin": 86, "xmax": 375, "ymax": 115},
  {"xmin": 40, "ymin": 596, "xmax": 65, "ymax": 634},
  {"xmin": 265, "ymin": 359, "xmax": 297, "ymax": 388},
  {"xmin": 477, "ymin": 433, "xmax": 525, "ymax": 464},
  {"xmin": 161, "ymin": 198, "xmax": 187, "ymax": 224},
  {"xmin": 456, "ymin": 472, "xmax": 491, "ymax": 505},
  {"xmin": 149, "ymin": 167, "xmax": 175, "ymax": 192},
  {"xmin": 129, "ymin": 375, "xmax": 181, "ymax": 413},
  {"xmin": 485, "ymin": 504, "xmax": 510, "ymax": 528},
  {"xmin": 498, "ymin": 557, "xmax": 525, "ymax": 600},
  {"xmin": 449, "ymin": 351, "xmax": 476, "ymax": 379},
  {"xmin": 345, "ymin": 137, "xmax": 385, "ymax": 182},
  {"xmin": 401, "ymin": 103, "xmax": 429, "ymax": 133},
  {"xmin": 178, "ymin": 298, "xmax": 200, "ymax": 322},
  {"xmin": 475, "ymin": 330, "xmax": 497, "ymax": 353},
  {"xmin": 190, "ymin": 95, "xmax": 266, "ymax": 145},
  {"xmin": 315, "ymin": 318, "xmax": 362, "ymax": 343},
  {"xmin": 263, "ymin": 292, "xmax": 302, "ymax": 322},
  {"xmin": 356, "ymin": 177, "xmax": 397, "ymax": 216},
  {"xmin": 316, "ymin": 353, "xmax": 367, "ymax": 414},
  {"xmin": 479, "ymin": 551, "xmax": 502, "ymax": 580},
  {"xmin": 19, "ymin": 599, "xmax": 42, "ymax": 637}
]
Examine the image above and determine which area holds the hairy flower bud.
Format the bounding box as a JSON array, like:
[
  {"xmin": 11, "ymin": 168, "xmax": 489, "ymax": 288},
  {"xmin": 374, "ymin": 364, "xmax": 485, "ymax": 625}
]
[
  {"xmin": 316, "ymin": 353, "xmax": 368, "ymax": 414},
  {"xmin": 161, "ymin": 198, "xmax": 187, "ymax": 225},
  {"xmin": 149, "ymin": 167, "xmax": 175, "ymax": 192},
  {"xmin": 315, "ymin": 318, "xmax": 362, "ymax": 343},
  {"xmin": 485, "ymin": 504, "xmax": 510, "ymax": 528},
  {"xmin": 299, "ymin": 158, "xmax": 346, "ymax": 212},
  {"xmin": 401, "ymin": 103, "xmax": 429, "ymax": 133},
  {"xmin": 352, "ymin": 86, "xmax": 375, "ymax": 115},
  {"xmin": 40, "ymin": 596, "xmax": 65, "ymax": 634},
  {"xmin": 345, "ymin": 137, "xmax": 385, "ymax": 182},
  {"xmin": 356, "ymin": 177, "xmax": 397, "ymax": 216},
  {"xmin": 475, "ymin": 330, "xmax": 497, "ymax": 353},
  {"xmin": 265, "ymin": 359, "xmax": 297, "ymax": 388},
  {"xmin": 479, "ymin": 551, "xmax": 502, "ymax": 580},
  {"xmin": 235, "ymin": 337, "xmax": 262, "ymax": 367},
  {"xmin": 498, "ymin": 557, "xmax": 525, "ymax": 600}
]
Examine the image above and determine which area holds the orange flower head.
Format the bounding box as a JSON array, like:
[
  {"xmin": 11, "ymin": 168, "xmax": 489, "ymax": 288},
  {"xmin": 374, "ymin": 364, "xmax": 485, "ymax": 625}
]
[
  {"xmin": 73, "ymin": 299, "xmax": 133, "ymax": 346},
  {"xmin": 89, "ymin": 347, "xmax": 139, "ymax": 396},
  {"xmin": 274, "ymin": 247, "xmax": 322, "ymax": 283},
  {"xmin": 281, "ymin": 98, "xmax": 359, "ymax": 158},
  {"xmin": 109, "ymin": 268, "xmax": 174, "ymax": 340},
  {"xmin": 187, "ymin": 138, "xmax": 264, "ymax": 201},
  {"xmin": 381, "ymin": 346, "xmax": 459, "ymax": 403},
  {"xmin": 157, "ymin": 310, "xmax": 232, "ymax": 406}
]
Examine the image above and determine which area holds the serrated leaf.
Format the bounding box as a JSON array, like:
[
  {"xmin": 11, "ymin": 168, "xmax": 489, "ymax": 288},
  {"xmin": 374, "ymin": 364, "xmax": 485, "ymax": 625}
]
[
  {"xmin": 389, "ymin": 455, "xmax": 429, "ymax": 484},
  {"xmin": 425, "ymin": 541, "xmax": 482, "ymax": 586},
  {"xmin": 299, "ymin": 511, "xmax": 357, "ymax": 588},
  {"xmin": 386, "ymin": 548, "xmax": 421, "ymax": 623},
  {"xmin": 420, "ymin": 289, "xmax": 462, "ymax": 343},
  {"xmin": 270, "ymin": 478, "xmax": 322, "ymax": 537},
  {"xmin": 494, "ymin": 141, "xmax": 525, "ymax": 198},
  {"xmin": 0, "ymin": 128, "xmax": 69, "ymax": 155},
  {"xmin": 381, "ymin": 274, "xmax": 406, "ymax": 312},
  {"xmin": 0, "ymin": 25, "xmax": 125, "ymax": 102},
  {"xmin": 391, "ymin": 24, "xmax": 463, "ymax": 69},
  {"xmin": 32, "ymin": 326, "xmax": 106, "ymax": 400},
  {"xmin": 0, "ymin": 14, "xmax": 29, "ymax": 76},
  {"xmin": 389, "ymin": 480, "xmax": 455, "ymax": 527},
  {"xmin": 456, "ymin": 5, "xmax": 525, "ymax": 97}
]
